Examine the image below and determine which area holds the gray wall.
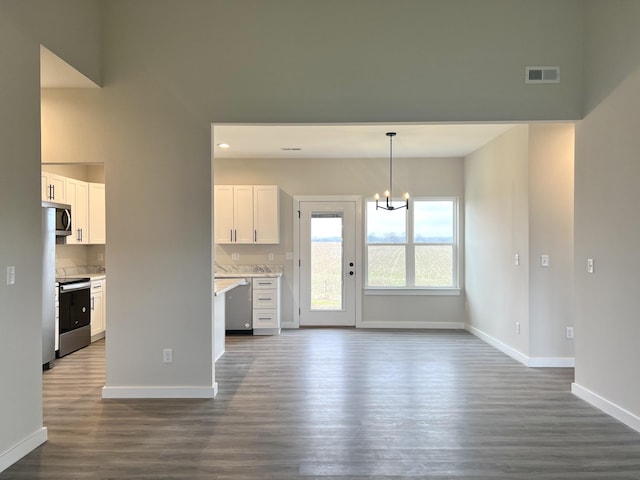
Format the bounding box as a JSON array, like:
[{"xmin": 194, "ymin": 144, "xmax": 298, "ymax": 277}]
[
  {"xmin": 465, "ymin": 125, "xmax": 531, "ymax": 356},
  {"xmin": 574, "ymin": 1, "xmax": 640, "ymax": 420},
  {"xmin": 6, "ymin": 0, "xmax": 640, "ymax": 470},
  {"xmin": 214, "ymin": 156, "xmax": 466, "ymax": 327},
  {"xmin": 0, "ymin": 0, "xmax": 101, "ymax": 469},
  {"xmin": 464, "ymin": 124, "xmax": 575, "ymax": 363}
]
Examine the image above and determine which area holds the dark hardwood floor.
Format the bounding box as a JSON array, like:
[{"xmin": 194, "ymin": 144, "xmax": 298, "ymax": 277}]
[{"xmin": 3, "ymin": 329, "xmax": 640, "ymax": 479}]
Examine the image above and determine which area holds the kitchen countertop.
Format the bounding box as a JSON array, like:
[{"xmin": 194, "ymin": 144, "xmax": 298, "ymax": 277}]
[
  {"xmin": 61, "ymin": 273, "xmax": 106, "ymax": 281},
  {"xmin": 215, "ymin": 272, "xmax": 283, "ymax": 279},
  {"xmin": 214, "ymin": 278, "xmax": 248, "ymax": 296}
]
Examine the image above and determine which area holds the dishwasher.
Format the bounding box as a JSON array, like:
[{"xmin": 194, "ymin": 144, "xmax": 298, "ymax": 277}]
[{"xmin": 224, "ymin": 279, "xmax": 252, "ymax": 334}]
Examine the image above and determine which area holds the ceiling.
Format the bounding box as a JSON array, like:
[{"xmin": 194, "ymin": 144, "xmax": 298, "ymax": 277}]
[
  {"xmin": 39, "ymin": 48, "xmax": 514, "ymax": 157},
  {"xmin": 213, "ymin": 123, "xmax": 516, "ymax": 159}
]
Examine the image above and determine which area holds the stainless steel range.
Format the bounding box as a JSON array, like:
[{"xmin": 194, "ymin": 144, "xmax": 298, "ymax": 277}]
[{"xmin": 56, "ymin": 278, "xmax": 91, "ymax": 357}]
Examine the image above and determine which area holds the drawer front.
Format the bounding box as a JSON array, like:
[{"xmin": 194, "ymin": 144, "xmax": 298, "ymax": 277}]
[
  {"xmin": 253, "ymin": 277, "xmax": 278, "ymax": 290},
  {"xmin": 91, "ymin": 280, "xmax": 103, "ymax": 292},
  {"xmin": 253, "ymin": 289, "xmax": 277, "ymax": 308},
  {"xmin": 253, "ymin": 309, "xmax": 277, "ymax": 329}
]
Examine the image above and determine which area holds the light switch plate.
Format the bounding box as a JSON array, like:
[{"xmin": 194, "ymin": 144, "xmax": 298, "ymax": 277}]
[
  {"xmin": 6, "ymin": 266, "xmax": 15, "ymax": 285},
  {"xmin": 540, "ymin": 254, "xmax": 550, "ymax": 267},
  {"xmin": 587, "ymin": 258, "xmax": 594, "ymax": 274},
  {"xmin": 231, "ymin": 253, "xmax": 240, "ymax": 261}
]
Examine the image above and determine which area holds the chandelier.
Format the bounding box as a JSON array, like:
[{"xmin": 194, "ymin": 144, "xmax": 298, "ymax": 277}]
[{"xmin": 374, "ymin": 132, "xmax": 409, "ymax": 210}]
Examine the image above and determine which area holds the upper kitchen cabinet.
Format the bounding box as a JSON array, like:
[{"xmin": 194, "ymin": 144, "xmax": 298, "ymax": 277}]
[
  {"xmin": 88, "ymin": 183, "xmax": 106, "ymax": 244},
  {"xmin": 41, "ymin": 171, "xmax": 66, "ymax": 202},
  {"xmin": 214, "ymin": 185, "xmax": 279, "ymax": 244},
  {"xmin": 66, "ymin": 177, "xmax": 89, "ymax": 244}
]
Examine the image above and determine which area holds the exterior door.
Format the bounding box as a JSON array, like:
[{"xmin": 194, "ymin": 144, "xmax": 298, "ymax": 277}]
[{"xmin": 298, "ymin": 200, "xmax": 357, "ymax": 326}]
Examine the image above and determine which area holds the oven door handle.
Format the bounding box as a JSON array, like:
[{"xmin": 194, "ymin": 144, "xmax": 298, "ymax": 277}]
[{"xmin": 60, "ymin": 281, "xmax": 91, "ymax": 292}]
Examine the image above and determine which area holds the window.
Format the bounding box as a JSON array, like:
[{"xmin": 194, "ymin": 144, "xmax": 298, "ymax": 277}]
[{"xmin": 366, "ymin": 198, "xmax": 458, "ymax": 289}]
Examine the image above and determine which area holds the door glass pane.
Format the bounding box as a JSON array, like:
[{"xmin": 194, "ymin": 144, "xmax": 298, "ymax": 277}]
[
  {"xmin": 311, "ymin": 213, "xmax": 343, "ymax": 310},
  {"xmin": 415, "ymin": 245, "xmax": 453, "ymax": 286}
]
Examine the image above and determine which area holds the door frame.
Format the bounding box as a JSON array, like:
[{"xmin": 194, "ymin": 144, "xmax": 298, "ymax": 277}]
[{"xmin": 293, "ymin": 195, "xmax": 363, "ymax": 329}]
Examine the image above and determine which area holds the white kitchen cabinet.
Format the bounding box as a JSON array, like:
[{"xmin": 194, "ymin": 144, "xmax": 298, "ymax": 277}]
[
  {"xmin": 214, "ymin": 185, "xmax": 279, "ymax": 244},
  {"xmin": 252, "ymin": 276, "xmax": 280, "ymax": 335},
  {"xmin": 253, "ymin": 185, "xmax": 279, "ymax": 244},
  {"xmin": 88, "ymin": 183, "xmax": 106, "ymax": 244},
  {"xmin": 90, "ymin": 278, "xmax": 106, "ymax": 341},
  {"xmin": 41, "ymin": 171, "xmax": 66, "ymax": 202},
  {"xmin": 65, "ymin": 177, "xmax": 89, "ymax": 244}
]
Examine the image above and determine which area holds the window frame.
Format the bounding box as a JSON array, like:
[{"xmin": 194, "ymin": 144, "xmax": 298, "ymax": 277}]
[{"xmin": 364, "ymin": 196, "xmax": 460, "ymax": 294}]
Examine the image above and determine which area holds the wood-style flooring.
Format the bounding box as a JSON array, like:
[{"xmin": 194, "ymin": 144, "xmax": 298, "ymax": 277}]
[{"xmin": 3, "ymin": 329, "xmax": 640, "ymax": 479}]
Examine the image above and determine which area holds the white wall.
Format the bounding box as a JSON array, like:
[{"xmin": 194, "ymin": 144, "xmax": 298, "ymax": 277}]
[
  {"xmin": 0, "ymin": 0, "xmax": 101, "ymax": 472},
  {"xmin": 214, "ymin": 156, "xmax": 466, "ymax": 327},
  {"xmin": 464, "ymin": 125, "xmax": 531, "ymax": 356},
  {"xmin": 528, "ymin": 124, "xmax": 575, "ymax": 360},
  {"xmin": 464, "ymin": 124, "xmax": 575, "ymax": 365},
  {"xmin": 573, "ymin": 0, "xmax": 640, "ymax": 427}
]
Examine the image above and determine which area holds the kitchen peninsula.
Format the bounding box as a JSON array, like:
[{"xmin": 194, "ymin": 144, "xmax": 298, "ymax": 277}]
[{"xmin": 213, "ymin": 278, "xmax": 248, "ymax": 362}]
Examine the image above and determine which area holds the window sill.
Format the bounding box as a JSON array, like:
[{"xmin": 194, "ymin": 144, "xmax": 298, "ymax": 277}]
[{"xmin": 364, "ymin": 287, "xmax": 462, "ymax": 296}]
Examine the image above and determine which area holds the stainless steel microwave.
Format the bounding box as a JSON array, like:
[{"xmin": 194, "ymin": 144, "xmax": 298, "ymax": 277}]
[{"xmin": 53, "ymin": 205, "xmax": 72, "ymax": 237}]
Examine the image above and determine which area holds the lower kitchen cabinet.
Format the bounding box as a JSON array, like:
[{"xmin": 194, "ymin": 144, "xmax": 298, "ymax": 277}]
[
  {"xmin": 90, "ymin": 278, "xmax": 106, "ymax": 341},
  {"xmin": 252, "ymin": 276, "xmax": 280, "ymax": 335}
]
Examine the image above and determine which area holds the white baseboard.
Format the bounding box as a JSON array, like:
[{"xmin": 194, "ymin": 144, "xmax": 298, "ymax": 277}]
[
  {"xmin": 102, "ymin": 384, "xmax": 218, "ymax": 399},
  {"xmin": 572, "ymin": 383, "xmax": 640, "ymax": 434},
  {"xmin": 465, "ymin": 324, "xmax": 574, "ymax": 368},
  {"xmin": 357, "ymin": 321, "xmax": 466, "ymax": 329},
  {"xmin": 0, "ymin": 427, "xmax": 47, "ymax": 474}
]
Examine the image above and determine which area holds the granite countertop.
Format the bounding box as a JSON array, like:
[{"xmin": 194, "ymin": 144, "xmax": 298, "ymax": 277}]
[
  {"xmin": 215, "ymin": 264, "xmax": 283, "ymax": 279},
  {"xmin": 56, "ymin": 266, "xmax": 106, "ymax": 281},
  {"xmin": 215, "ymin": 272, "xmax": 283, "ymax": 279},
  {"xmin": 214, "ymin": 278, "xmax": 248, "ymax": 296},
  {"xmin": 62, "ymin": 272, "xmax": 106, "ymax": 280}
]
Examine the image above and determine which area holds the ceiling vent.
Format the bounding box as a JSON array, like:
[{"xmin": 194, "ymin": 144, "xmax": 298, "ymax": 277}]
[{"xmin": 525, "ymin": 66, "xmax": 560, "ymax": 84}]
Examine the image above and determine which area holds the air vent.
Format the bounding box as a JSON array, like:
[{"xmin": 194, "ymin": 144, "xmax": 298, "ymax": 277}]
[
  {"xmin": 281, "ymin": 147, "xmax": 302, "ymax": 151},
  {"xmin": 525, "ymin": 66, "xmax": 560, "ymax": 84}
]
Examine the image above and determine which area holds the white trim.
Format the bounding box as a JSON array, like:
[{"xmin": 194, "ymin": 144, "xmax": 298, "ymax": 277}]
[
  {"xmin": 465, "ymin": 324, "xmax": 574, "ymax": 368},
  {"xmin": 102, "ymin": 384, "xmax": 218, "ymax": 399},
  {"xmin": 293, "ymin": 195, "xmax": 362, "ymax": 330},
  {"xmin": 360, "ymin": 321, "xmax": 465, "ymax": 329},
  {"xmin": 528, "ymin": 357, "xmax": 575, "ymax": 368},
  {"xmin": 364, "ymin": 288, "xmax": 461, "ymax": 296},
  {"xmin": 572, "ymin": 383, "xmax": 640, "ymax": 434},
  {"xmin": 0, "ymin": 427, "xmax": 47, "ymax": 474},
  {"xmin": 466, "ymin": 324, "xmax": 529, "ymax": 365}
]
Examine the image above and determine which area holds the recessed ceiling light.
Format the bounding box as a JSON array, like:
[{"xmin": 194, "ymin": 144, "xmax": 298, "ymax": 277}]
[{"xmin": 217, "ymin": 143, "xmax": 230, "ymax": 149}]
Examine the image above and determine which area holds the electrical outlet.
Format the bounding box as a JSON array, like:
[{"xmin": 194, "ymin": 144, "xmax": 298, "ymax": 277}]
[
  {"xmin": 268, "ymin": 253, "xmax": 274, "ymax": 261},
  {"xmin": 587, "ymin": 258, "xmax": 594, "ymax": 274},
  {"xmin": 515, "ymin": 322, "xmax": 521, "ymax": 334},
  {"xmin": 163, "ymin": 348, "xmax": 173, "ymax": 363},
  {"xmin": 514, "ymin": 254, "xmax": 520, "ymax": 266},
  {"xmin": 566, "ymin": 327, "xmax": 574, "ymax": 339},
  {"xmin": 231, "ymin": 253, "xmax": 240, "ymax": 261}
]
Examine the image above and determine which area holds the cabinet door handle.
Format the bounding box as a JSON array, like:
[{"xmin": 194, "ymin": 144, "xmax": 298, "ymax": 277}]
[
  {"xmin": 230, "ymin": 229, "xmax": 233, "ymax": 242},
  {"xmin": 91, "ymin": 297, "xmax": 95, "ymax": 310},
  {"xmin": 254, "ymin": 230, "xmax": 257, "ymax": 242},
  {"xmin": 234, "ymin": 229, "xmax": 237, "ymax": 242}
]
